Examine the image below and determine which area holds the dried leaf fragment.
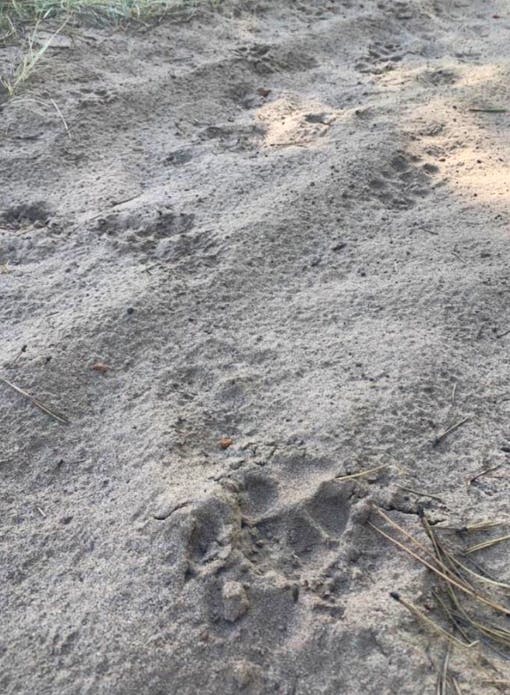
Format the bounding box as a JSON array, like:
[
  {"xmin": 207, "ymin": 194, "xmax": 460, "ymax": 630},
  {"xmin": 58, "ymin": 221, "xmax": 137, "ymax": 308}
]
[{"xmin": 91, "ymin": 362, "xmax": 110, "ymax": 374}]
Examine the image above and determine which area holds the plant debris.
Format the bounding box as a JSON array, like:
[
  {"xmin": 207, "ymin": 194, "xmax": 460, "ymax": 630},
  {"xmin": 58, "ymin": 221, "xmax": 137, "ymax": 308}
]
[{"xmin": 0, "ymin": 374, "xmax": 69, "ymax": 424}]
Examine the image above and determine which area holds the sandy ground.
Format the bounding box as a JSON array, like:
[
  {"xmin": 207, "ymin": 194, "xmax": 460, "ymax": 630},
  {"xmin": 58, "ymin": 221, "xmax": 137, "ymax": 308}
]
[{"xmin": 1, "ymin": 0, "xmax": 510, "ymax": 692}]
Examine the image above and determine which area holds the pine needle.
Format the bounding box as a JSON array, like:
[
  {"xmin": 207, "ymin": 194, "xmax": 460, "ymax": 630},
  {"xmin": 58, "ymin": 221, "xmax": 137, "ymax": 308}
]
[
  {"xmin": 369, "ymin": 516, "xmax": 510, "ymax": 616},
  {"xmin": 335, "ymin": 463, "xmax": 390, "ymax": 481},
  {"xmin": 465, "ymin": 535, "xmax": 510, "ymax": 555},
  {"xmin": 390, "ymin": 592, "xmax": 476, "ymax": 649},
  {"xmin": 0, "ymin": 374, "xmax": 69, "ymax": 424}
]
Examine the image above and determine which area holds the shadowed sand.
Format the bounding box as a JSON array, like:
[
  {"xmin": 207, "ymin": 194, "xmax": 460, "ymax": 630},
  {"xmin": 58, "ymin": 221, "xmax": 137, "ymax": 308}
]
[{"xmin": 1, "ymin": 1, "xmax": 509, "ymax": 693}]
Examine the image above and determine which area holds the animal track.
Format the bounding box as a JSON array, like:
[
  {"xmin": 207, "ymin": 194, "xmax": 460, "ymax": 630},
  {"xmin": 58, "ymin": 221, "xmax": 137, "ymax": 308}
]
[
  {"xmin": 0, "ymin": 201, "xmax": 61, "ymax": 265},
  {"xmin": 1, "ymin": 201, "xmax": 54, "ymax": 227},
  {"xmin": 238, "ymin": 470, "xmax": 356, "ymax": 583},
  {"xmin": 257, "ymin": 95, "xmax": 336, "ymax": 147},
  {"xmin": 419, "ymin": 67, "xmax": 459, "ymax": 86},
  {"xmin": 198, "ymin": 123, "xmax": 263, "ymax": 151},
  {"xmin": 157, "ymin": 453, "xmax": 376, "ymax": 649},
  {"xmin": 355, "ymin": 41, "xmax": 404, "ymax": 75},
  {"xmin": 227, "ymin": 82, "xmax": 271, "ymax": 111},
  {"xmin": 366, "ymin": 150, "xmax": 431, "ymax": 209},
  {"xmin": 239, "ymin": 472, "xmax": 279, "ymax": 516},
  {"xmin": 171, "ymin": 463, "xmax": 359, "ymax": 604},
  {"xmin": 388, "ymin": 0, "xmax": 416, "ymax": 20},
  {"xmin": 96, "ymin": 205, "xmax": 193, "ymax": 242},
  {"xmin": 77, "ymin": 86, "xmax": 118, "ymax": 108},
  {"xmin": 164, "ymin": 148, "xmax": 193, "ymax": 166},
  {"xmin": 186, "ymin": 494, "xmax": 239, "ymax": 568},
  {"xmin": 306, "ymin": 480, "xmax": 351, "ymax": 536},
  {"xmin": 93, "ymin": 203, "xmax": 217, "ymax": 263},
  {"xmin": 235, "ymin": 44, "xmax": 317, "ymax": 76}
]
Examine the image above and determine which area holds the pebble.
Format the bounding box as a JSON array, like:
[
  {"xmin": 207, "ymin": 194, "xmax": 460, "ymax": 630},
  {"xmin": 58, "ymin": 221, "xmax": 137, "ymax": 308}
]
[{"xmin": 222, "ymin": 581, "xmax": 250, "ymax": 622}]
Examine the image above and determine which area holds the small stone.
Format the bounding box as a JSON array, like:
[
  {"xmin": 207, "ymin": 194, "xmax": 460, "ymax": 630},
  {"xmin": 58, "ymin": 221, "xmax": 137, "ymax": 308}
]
[
  {"xmin": 219, "ymin": 436, "xmax": 233, "ymax": 450},
  {"xmin": 232, "ymin": 660, "xmax": 258, "ymax": 689},
  {"xmin": 222, "ymin": 581, "xmax": 249, "ymax": 622},
  {"xmin": 217, "ymin": 544, "xmax": 232, "ymax": 561}
]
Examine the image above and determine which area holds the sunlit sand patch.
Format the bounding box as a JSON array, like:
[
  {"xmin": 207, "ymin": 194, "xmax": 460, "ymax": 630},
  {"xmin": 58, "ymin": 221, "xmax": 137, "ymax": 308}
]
[
  {"xmin": 256, "ymin": 94, "xmax": 338, "ymax": 148},
  {"xmin": 393, "ymin": 68, "xmax": 510, "ymax": 207},
  {"xmin": 448, "ymin": 149, "xmax": 509, "ymax": 205},
  {"xmin": 378, "ymin": 61, "xmax": 503, "ymax": 91},
  {"xmin": 413, "ymin": 117, "xmax": 509, "ymax": 206},
  {"xmin": 453, "ymin": 62, "xmax": 505, "ymax": 90}
]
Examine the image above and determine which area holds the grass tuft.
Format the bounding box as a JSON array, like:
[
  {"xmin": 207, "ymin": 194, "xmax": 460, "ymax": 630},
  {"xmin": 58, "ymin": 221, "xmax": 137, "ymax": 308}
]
[
  {"xmin": 0, "ymin": 0, "xmax": 217, "ymax": 95},
  {"xmin": 1, "ymin": 19, "xmax": 66, "ymax": 95},
  {"xmin": 0, "ymin": 0, "xmax": 211, "ymax": 36}
]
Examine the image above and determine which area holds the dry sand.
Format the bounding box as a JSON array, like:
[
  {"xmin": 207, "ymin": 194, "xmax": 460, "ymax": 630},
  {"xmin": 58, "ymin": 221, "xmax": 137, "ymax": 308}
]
[{"xmin": 1, "ymin": 0, "xmax": 510, "ymax": 693}]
